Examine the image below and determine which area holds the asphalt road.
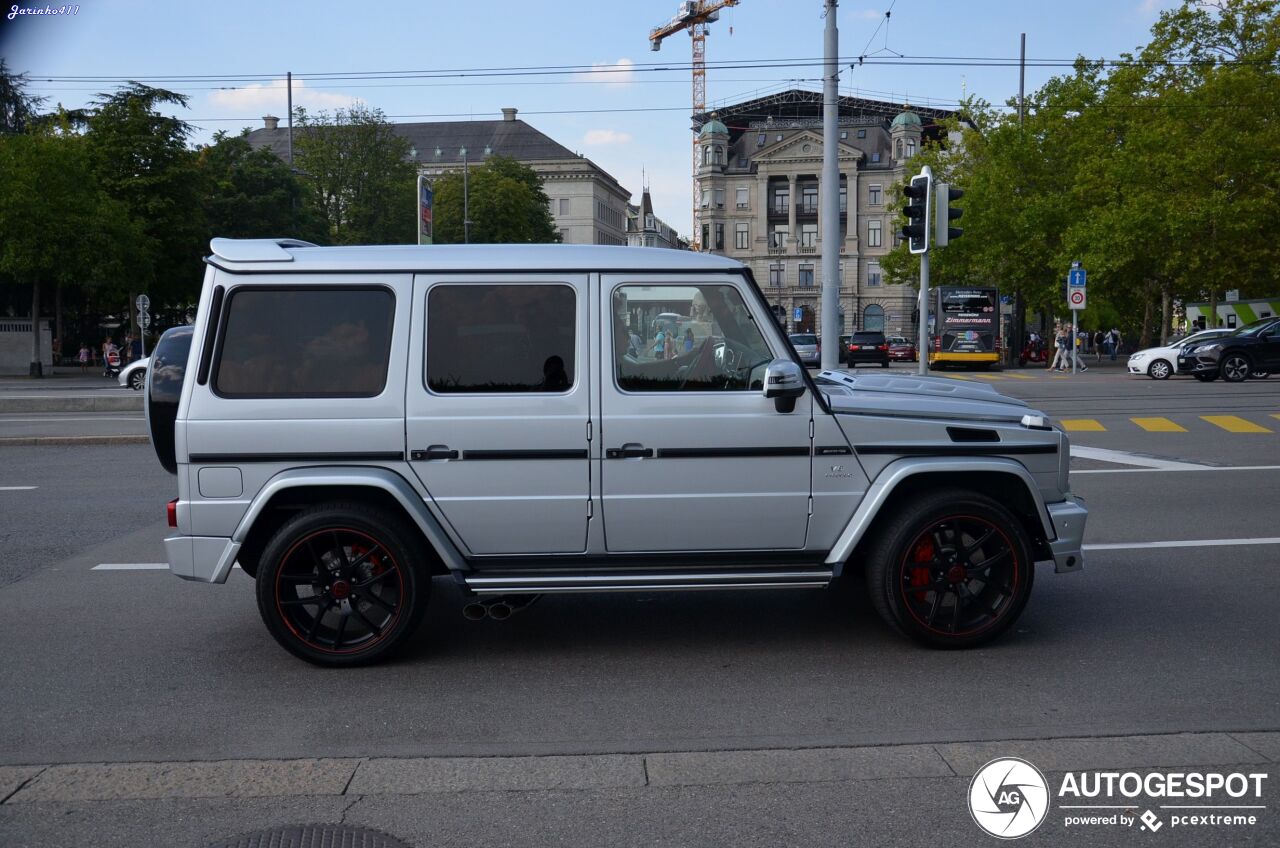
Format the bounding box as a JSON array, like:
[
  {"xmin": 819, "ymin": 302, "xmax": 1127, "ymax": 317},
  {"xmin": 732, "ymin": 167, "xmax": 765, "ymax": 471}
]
[{"xmin": 1, "ymin": 370, "xmax": 1277, "ymax": 847}]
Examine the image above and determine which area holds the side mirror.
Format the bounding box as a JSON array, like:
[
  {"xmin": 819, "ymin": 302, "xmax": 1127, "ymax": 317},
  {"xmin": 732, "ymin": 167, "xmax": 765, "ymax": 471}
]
[{"xmin": 763, "ymin": 359, "xmax": 805, "ymax": 413}]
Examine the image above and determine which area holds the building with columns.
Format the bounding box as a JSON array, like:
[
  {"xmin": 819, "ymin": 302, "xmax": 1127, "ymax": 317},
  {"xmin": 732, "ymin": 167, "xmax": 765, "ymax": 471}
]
[{"xmin": 692, "ymin": 89, "xmax": 952, "ymax": 336}]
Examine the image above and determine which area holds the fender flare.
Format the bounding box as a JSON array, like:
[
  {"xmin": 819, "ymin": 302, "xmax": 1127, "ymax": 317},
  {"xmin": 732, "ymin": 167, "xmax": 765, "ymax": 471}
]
[
  {"xmin": 218, "ymin": 465, "xmax": 468, "ymax": 583},
  {"xmin": 824, "ymin": 456, "xmax": 1056, "ymax": 567}
]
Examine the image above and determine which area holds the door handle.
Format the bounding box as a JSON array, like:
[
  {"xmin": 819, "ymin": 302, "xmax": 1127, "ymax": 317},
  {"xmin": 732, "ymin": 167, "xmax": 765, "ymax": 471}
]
[
  {"xmin": 606, "ymin": 445, "xmax": 653, "ymax": 459},
  {"xmin": 411, "ymin": 447, "xmax": 458, "ymax": 461}
]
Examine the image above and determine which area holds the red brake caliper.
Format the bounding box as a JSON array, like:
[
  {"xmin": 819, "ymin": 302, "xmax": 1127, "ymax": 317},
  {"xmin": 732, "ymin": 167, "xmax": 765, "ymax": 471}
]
[{"xmin": 909, "ymin": 538, "xmax": 934, "ymax": 601}]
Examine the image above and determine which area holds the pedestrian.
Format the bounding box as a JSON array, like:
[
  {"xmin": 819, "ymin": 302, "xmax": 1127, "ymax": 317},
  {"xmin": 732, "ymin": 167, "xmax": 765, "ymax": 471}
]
[
  {"xmin": 683, "ymin": 328, "xmax": 695, "ymax": 353},
  {"xmin": 51, "ymin": 337, "xmax": 61, "ymax": 370},
  {"xmin": 648, "ymin": 327, "xmax": 666, "ymax": 360},
  {"xmin": 1094, "ymin": 329, "xmax": 1104, "ymax": 363},
  {"xmin": 1072, "ymin": 328, "xmax": 1088, "ymax": 372},
  {"xmin": 101, "ymin": 337, "xmax": 113, "ymax": 377},
  {"xmin": 77, "ymin": 344, "xmax": 90, "ymax": 374},
  {"xmin": 1051, "ymin": 326, "xmax": 1069, "ymax": 371},
  {"xmin": 1111, "ymin": 327, "xmax": 1122, "ymax": 359}
]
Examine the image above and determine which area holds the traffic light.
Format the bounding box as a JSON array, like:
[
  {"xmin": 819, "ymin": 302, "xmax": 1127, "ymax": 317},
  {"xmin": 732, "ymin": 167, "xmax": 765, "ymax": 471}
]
[
  {"xmin": 935, "ymin": 183, "xmax": 964, "ymax": 247},
  {"xmin": 898, "ymin": 172, "xmax": 931, "ymax": 254}
]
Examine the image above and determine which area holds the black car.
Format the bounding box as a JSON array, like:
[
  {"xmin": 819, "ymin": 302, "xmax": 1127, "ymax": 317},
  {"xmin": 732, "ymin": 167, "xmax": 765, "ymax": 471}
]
[
  {"xmin": 1177, "ymin": 317, "xmax": 1280, "ymax": 382},
  {"xmin": 844, "ymin": 331, "xmax": 890, "ymax": 367}
]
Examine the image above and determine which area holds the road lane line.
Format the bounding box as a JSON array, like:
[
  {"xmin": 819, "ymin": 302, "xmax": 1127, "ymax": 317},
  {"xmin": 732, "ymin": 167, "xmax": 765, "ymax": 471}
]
[
  {"xmin": 1201, "ymin": 415, "xmax": 1272, "ymax": 433},
  {"xmin": 1061, "ymin": 419, "xmax": 1106, "ymax": 432},
  {"xmin": 1131, "ymin": 417, "xmax": 1188, "ymax": 433},
  {"xmin": 1069, "ymin": 445, "xmax": 1213, "ymax": 470},
  {"xmin": 1073, "ymin": 464, "xmax": 1280, "ymax": 474},
  {"xmin": 0, "ymin": 486, "xmax": 38, "ymax": 491},
  {"xmin": 1085, "ymin": 537, "xmax": 1280, "ymax": 551}
]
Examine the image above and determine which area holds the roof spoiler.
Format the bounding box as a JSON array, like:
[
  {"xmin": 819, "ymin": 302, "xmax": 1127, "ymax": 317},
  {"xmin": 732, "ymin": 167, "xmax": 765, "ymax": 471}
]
[{"xmin": 208, "ymin": 238, "xmax": 319, "ymax": 263}]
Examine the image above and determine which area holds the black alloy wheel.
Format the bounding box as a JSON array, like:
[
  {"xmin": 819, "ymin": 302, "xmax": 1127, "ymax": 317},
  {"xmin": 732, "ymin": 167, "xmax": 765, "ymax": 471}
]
[
  {"xmin": 1221, "ymin": 353, "xmax": 1252, "ymax": 383},
  {"xmin": 256, "ymin": 503, "xmax": 429, "ymax": 666},
  {"xmin": 865, "ymin": 489, "xmax": 1034, "ymax": 648}
]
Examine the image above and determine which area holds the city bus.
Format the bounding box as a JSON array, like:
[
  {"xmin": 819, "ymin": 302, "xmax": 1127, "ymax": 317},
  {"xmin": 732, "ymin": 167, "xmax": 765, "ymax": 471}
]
[{"xmin": 930, "ymin": 286, "xmax": 1001, "ymax": 368}]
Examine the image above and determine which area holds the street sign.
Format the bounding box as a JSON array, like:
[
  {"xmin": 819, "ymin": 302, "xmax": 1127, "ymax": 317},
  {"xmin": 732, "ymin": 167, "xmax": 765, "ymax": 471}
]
[
  {"xmin": 1068, "ymin": 288, "xmax": 1087, "ymax": 310},
  {"xmin": 135, "ymin": 294, "xmax": 150, "ymax": 310},
  {"xmin": 1225, "ymin": 289, "xmax": 1239, "ymax": 302},
  {"xmin": 1068, "ymin": 268, "xmax": 1086, "ymax": 287},
  {"xmin": 793, "ymin": 308, "xmax": 803, "ymax": 322},
  {"xmin": 137, "ymin": 310, "xmax": 152, "ymax": 328}
]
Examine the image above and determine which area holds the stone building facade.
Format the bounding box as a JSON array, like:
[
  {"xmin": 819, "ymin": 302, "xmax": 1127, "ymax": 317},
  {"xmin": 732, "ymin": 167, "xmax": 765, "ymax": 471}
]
[{"xmin": 692, "ymin": 90, "xmax": 950, "ymax": 336}]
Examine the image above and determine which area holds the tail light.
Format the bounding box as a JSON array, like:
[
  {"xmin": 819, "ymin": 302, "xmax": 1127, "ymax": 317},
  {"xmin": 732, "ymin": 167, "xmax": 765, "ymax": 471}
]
[
  {"xmin": 934, "ymin": 337, "xmax": 942, "ymax": 351},
  {"xmin": 878, "ymin": 344, "xmax": 888, "ymax": 351},
  {"xmin": 167, "ymin": 498, "xmax": 178, "ymax": 528}
]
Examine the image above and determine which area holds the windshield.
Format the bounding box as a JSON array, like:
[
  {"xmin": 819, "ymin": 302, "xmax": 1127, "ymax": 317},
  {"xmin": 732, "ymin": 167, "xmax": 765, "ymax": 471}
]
[
  {"xmin": 789, "ymin": 334, "xmax": 817, "ymax": 345},
  {"xmin": 1233, "ymin": 318, "xmax": 1279, "ymax": 337}
]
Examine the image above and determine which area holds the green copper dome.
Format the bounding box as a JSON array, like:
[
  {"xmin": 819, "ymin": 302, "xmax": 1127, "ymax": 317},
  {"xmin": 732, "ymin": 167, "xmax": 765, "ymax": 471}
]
[
  {"xmin": 698, "ymin": 118, "xmax": 728, "ymax": 138},
  {"xmin": 891, "ymin": 110, "xmax": 922, "ymax": 129}
]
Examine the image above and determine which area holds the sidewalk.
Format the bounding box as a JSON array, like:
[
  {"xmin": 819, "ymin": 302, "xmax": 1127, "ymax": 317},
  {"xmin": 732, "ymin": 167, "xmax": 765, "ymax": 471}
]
[{"xmin": 0, "ymin": 369, "xmax": 142, "ymax": 413}]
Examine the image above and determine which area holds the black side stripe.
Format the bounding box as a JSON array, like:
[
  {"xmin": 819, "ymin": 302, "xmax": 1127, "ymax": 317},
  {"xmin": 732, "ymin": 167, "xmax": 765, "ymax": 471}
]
[
  {"xmin": 654, "ymin": 447, "xmax": 812, "ymax": 459},
  {"xmin": 855, "ymin": 444, "xmax": 1058, "ymax": 456},
  {"xmin": 461, "ymin": 449, "xmax": 589, "ymax": 460},
  {"xmin": 188, "ymin": 452, "xmax": 404, "ymax": 463}
]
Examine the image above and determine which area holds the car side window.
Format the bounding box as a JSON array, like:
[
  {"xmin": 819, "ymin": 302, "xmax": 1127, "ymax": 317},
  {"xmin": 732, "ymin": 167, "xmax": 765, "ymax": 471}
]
[
  {"xmin": 612, "ymin": 283, "xmax": 774, "ymax": 392},
  {"xmin": 426, "ymin": 284, "xmax": 576, "ymax": 393}
]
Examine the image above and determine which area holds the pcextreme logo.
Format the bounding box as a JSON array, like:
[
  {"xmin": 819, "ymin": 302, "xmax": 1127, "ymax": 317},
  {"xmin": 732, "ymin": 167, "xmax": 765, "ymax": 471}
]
[
  {"xmin": 969, "ymin": 757, "xmax": 1051, "ymax": 839},
  {"xmin": 967, "ymin": 757, "xmax": 1269, "ymax": 839}
]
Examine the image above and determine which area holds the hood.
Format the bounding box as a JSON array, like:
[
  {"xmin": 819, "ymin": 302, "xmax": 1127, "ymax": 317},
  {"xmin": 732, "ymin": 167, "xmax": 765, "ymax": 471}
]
[{"xmin": 813, "ymin": 369, "xmax": 1035, "ymax": 424}]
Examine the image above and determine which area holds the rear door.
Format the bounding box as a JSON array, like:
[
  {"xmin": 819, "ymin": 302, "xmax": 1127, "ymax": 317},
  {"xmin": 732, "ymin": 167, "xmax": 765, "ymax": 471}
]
[{"xmin": 405, "ymin": 275, "xmax": 591, "ymax": 555}]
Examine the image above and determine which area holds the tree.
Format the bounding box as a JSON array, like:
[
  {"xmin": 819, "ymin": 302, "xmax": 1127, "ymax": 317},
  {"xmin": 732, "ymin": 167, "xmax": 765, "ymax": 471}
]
[
  {"xmin": 199, "ymin": 130, "xmax": 327, "ymax": 243},
  {"xmin": 293, "ymin": 104, "xmax": 416, "ymax": 244},
  {"xmin": 0, "ymin": 59, "xmax": 45, "ymax": 135},
  {"xmin": 0, "ymin": 133, "xmax": 140, "ymax": 375},
  {"xmin": 431, "ymin": 155, "xmax": 561, "ymax": 244}
]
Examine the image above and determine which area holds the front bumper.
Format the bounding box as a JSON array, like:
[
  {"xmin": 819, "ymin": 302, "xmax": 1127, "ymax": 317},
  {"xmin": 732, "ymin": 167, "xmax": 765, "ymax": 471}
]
[
  {"xmin": 1046, "ymin": 495, "xmax": 1087, "ymax": 574},
  {"xmin": 1178, "ymin": 352, "xmax": 1220, "ymax": 374},
  {"xmin": 1126, "ymin": 358, "xmax": 1146, "ymax": 375},
  {"xmin": 165, "ymin": 534, "xmax": 241, "ymax": 583}
]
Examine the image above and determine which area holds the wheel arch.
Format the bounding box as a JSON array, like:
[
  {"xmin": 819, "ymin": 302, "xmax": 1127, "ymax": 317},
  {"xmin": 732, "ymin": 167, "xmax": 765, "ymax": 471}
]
[
  {"xmin": 231, "ymin": 466, "xmax": 465, "ymax": 581},
  {"xmin": 826, "ymin": 458, "xmax": 1055, "ymax": 573}
]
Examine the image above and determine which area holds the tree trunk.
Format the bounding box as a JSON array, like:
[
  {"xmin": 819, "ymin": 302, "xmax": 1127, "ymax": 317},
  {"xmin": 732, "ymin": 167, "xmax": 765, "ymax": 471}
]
[
  {"xmin": 1208, "ymin": 288, "xmax": 1218, "ymax": 329},
  {"xmin": 1140, "ymin": 284, "xmax": 1155, "ymax": 349},
  {"xmin": 29, "ymin": 281, "xmax": 43, "ymax": 378},
  {"xmin": 1159, "ymin": 282, "xmax": 1171, "ymax": 345},
  {"xmin": 55, "ymin": 282, "xmax": 63, "ymax": 369}
]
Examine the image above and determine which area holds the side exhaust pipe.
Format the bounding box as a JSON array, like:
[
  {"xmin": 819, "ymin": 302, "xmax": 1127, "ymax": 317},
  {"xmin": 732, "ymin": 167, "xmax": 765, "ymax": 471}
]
[{"xmin": 461, "ymin": 595, "xmax": 541, "ymax": 621}]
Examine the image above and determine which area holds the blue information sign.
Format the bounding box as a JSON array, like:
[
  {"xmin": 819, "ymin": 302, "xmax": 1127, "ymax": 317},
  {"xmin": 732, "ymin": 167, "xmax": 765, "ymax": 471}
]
[{"xmin": 1068, "ymin": 268, "xmax": 1087, "ymax": 287}]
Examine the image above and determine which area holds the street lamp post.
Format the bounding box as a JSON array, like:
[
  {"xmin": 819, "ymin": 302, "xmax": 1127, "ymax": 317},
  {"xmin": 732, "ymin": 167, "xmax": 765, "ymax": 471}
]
[{"xmin": 460, "ymin": 147, "xmax": 472, "ymax": 244}]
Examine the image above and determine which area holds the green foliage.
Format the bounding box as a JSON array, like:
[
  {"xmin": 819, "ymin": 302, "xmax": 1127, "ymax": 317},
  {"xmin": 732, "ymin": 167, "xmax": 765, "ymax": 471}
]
[
  {"xmin": 199, "ymin": 130, "xmax": 327, "ymax": 243},
  {"xmin": 0, "ymin": 59, "xmax": 45, "ymax": 134},
  {"xmin": 431, "ymin": 155, "xmax": 561, "ymax": 244},
  {"xmin": 293, "ymin": 104, "xmax": 417, "ymax": 244}
]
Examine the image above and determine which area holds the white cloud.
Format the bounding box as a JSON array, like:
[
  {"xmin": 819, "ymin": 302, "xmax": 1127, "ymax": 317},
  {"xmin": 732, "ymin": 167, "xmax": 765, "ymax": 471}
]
[
  {"xmin": 583, "ymin": 129, "xmax": 633, "ymax": 146},
  {"xmin": 207, "ymin": 79, "xmax": 355, "ymax": 114},
  {"xmin": 851, "ymin": 8, "xmax": 883, "ymax": 20},
  {"xmin": 574, "ymin": 58, "xmax": 636, "ymax": 85},
  {"xmin": 1137, "ymin": 0, "xmax": 1174, "ymax": 14}
]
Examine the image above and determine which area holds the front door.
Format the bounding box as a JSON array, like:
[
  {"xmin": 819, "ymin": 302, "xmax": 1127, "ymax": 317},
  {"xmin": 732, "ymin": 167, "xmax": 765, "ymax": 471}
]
[
  {"xmin": 406, "ymin": 275, "xmax": 590, "ymax": 555},
  {"xmin": 600, "ymin": 276, "xmax": 812, "ymax": 552}
]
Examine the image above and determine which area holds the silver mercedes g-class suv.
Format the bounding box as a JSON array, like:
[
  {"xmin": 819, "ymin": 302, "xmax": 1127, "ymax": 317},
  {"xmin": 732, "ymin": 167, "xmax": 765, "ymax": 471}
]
[{"xmin": 149, "ymin": 238, "xmax": 1086, "ymax": 666}]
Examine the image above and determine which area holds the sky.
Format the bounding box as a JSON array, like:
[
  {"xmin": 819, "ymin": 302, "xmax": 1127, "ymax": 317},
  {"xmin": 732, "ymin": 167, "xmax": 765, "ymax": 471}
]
[{"xmin": 3, "ymin": 0, "xmax": 1181, "ymax": 237}]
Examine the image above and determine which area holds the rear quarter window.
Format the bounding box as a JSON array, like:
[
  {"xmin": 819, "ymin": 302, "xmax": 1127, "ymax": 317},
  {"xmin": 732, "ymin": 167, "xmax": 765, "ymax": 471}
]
[{"xmin": 212, "ymin": 287, "xmax": 395, "ymax": 398}]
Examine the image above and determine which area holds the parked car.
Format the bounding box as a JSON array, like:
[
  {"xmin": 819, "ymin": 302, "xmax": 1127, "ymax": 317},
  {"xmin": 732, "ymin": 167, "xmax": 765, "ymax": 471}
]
[
  {"xmin": 788, "ymin": 333, "xmax": 820, "ymax": 367},
  {"xmin": 844, "ymin": 331, "xmax": 890, "ymax": 367},
  {"xmin": 1177, "ymin": 317, "xmax": 1280, "ymax": 382},
  {"xmin": 1127, "ymin": 329, "xmax": 1230, "ymax": 380},
  {"xmin": 151, "ymin": 238, "xmax": 1086, "ymax": 666},
  {"xmin": 886, "ymin": 336, "xmax": 917, "ymax": 362},
  {"xmin": 117, "ymin": 356, "xmax": 150, "ymax": 390}
]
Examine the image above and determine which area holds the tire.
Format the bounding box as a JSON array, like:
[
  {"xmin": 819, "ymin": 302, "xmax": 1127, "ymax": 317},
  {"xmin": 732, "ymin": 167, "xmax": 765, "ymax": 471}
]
[
  {"xmin": 1221, "ymin": 353, "xmax": 1251, "ymax": 383},
  {"xmin": 1194, "ymin": 372, "xmax": 1218, "ymax": 382},
  {"xmin": 864, "ymin": 488, "xmax": 1035, "ymax": 648},
  {"xmin": 880, "ymin": 360, "xmax": 889, "ymax": 368},
  {"xmin": 128, "ymin": 369, "xmax": 146, "ymax": 390},
  {"xmin": 1250, "ymin": 369, "xmax": 1269, "ymax": 379},
  {"xmin": 255, "ymin": 502, "xmax": 430, "ymax": 667},
  {"xmin": 1148, "ymin": 359, "xmax": 1172, "ymax": 380}
]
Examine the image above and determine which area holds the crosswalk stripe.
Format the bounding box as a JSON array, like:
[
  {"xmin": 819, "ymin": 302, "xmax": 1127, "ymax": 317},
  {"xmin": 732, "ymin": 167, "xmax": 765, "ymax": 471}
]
[
  {"xmin": 1061, "ymin": 419, "xmax": 1106, "ymax": 432},
  {"xmin": 1131, "ymin": 417, "xmax": 1188, "ymax": 433},
  {"xmin": 1201, "ymin": 415, "xmax": 1273, "ymax": 434},
  {"xmin": 1272, "ymin": 414, "xmax": 1280, "ymax": 422}
]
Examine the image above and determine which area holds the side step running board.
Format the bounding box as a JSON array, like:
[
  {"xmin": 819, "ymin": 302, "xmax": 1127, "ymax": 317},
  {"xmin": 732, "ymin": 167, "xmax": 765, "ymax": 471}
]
[{"xmin": 462, "ymin": 568, "xmax": 834, "ymax": 595}]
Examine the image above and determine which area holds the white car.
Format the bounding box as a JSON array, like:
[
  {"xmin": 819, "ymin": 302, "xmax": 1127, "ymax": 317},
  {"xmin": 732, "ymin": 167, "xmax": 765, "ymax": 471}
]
[
  {"xmin": 118, "ymin": 356, "xmax": 150, "ymax": 390},
  {"xmin": 1127, "ymin": 329, "xmax": 1230, "ymax": 379}
]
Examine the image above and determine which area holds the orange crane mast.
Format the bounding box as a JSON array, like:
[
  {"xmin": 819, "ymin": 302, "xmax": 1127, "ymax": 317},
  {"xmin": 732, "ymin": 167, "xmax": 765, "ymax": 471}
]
[{"xmin": 649, "ymin": 0, "xmax": 741, "ymax": 251}]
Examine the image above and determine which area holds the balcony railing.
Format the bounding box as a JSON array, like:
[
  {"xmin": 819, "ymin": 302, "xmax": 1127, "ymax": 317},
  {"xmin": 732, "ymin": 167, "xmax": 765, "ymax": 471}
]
[
  {"xmin": 797, "ymin": 245, "xmax": 817, "ymax": 254},
  {"xmin": 798, "ymin": 202, "xmax": 819, "ymax": 215},
  {"xmin": 770, "ymin": 203, "xmax": 789, "ymax": 215}
]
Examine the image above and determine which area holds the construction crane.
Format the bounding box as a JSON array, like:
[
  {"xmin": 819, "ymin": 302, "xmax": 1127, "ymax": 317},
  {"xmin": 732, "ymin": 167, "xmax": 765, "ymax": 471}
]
[{"xmin": 650, "ymin": 0, "xmax": 741, "ymax": 250}]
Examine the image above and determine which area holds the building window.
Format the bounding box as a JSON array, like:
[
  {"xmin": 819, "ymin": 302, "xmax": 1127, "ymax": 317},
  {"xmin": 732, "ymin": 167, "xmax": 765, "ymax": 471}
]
[
  {"xmin": 714, "ymin": 223, "xmax": 724, "ymax": 250},
  {"xmin": 426, "ymin": 284, "xmax": 576, "ymax": 394},
  {"xmin": 867, "ymin": 262, "xmax": 882, "ymax": 287},
  {"xmin": 701, "ymin": 224, "xmax": 710, "ymax": 250},
  {"xmin": 769, "ymin": 264, "xmax": 784, "ymax": 286},
  {"xmin": 906, "ymin": 139, "xmax": 916, "ymax": 158},
  {"xmin": 839, "ymin": 185, "xmax": 847, "ymax": 215},
  {"xmin": 857, "ymin": 129, "xmax": 866, "ymax": 139},
  {"xmin": 559, "ymin": 228, "xmax": 569, "ymax": 242},
  {"xmin": 801, "ymin": 185, "xmax": 818, "ymax": 214},
  {"xmin": 864, "ymin": 304, "xmax": 885, "ymax": 332},
  {"xmin": 895, "ymin": 139, "xmax": 904, "ymax": 159},
  {"xmin": 645, "ymin": 214, "xmax": 655, "ymax": 230},
  {"xmin": 757, "ymin": 133, "xmax": 766, "ymax": 147},
  {"xmin": 770, "ymin": 226, "xmax": 788, "ymax": 248},
  {"xmin": 871, "ymin": 152, "xmax": 880, "ymax": 163},
  {"xmin": 799, "ymin": 264, "xmax": 815, "ymax": 288},
  {"xmin": 800, "ymin": 223, "xmax": 817, "ymax": 248},
  {"xmin": 703, "ymin": 145, "xmax": 711, "ymax": 165},
  {"xmin": 776, "ymin": 134, "xmax": 783, "ymax": 142},
  {"xmin": 735, "ymin": 222, "xmax": 749, "ymax": 250},
  {"xmin": 772, "ymin": 186, "xmax": 789, "ymax": 214},
  {"xmin": 869, "ymin": 184, "xmax": 882, "ymax": 205},
  {"xmin": 840, "ymin": 131, "xmax": 847, "ymax": 139},
  {"xmin": 559, "ymin": 198, "xmax": 570, "ymax": 216},
  {"xmin": 700, "ymin": 189, "xmax": 711, "ymax": 209},
  {"xmin": 736, "ymin": 186, "xmax": 749, "ymax": 208},
  {"xmin": 713, "ymin": 146, "xmax": 723, "ymax": 165},
  {"xmin": 868, "ymin": 219, "xmax": 882, "ymax": 247},
  {"xmin": 714, "ymin": 188, "xmax": 725, "ymax": 209}
]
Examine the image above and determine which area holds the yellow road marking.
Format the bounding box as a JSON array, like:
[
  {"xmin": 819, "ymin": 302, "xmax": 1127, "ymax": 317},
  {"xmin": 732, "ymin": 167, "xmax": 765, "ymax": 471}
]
[
  {"xmin": 943, "ymin": 375, "xmax": 975, "ymax": 381},
  {"xmin": 1132, "ymin": 417, "xmax": 1188, "ymax": 433},
  {"xmin": 1201, "ymin": 415, "xmax": 1273, "ymax": 434},
  {"xmin": 969, "ymin": 374, "xmax": 1005, "ymax": 380},
  {"xmin": 1003, "ymin": 373, "xmax": 1034, "ymax": 379},
  {"xmin": 1272, "ymin": 414, "xmax": 1280, "ymax": 422},
  {"xmin": 1061, "ymin": 419, "xmax": 1106, "ymax": 432}
]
